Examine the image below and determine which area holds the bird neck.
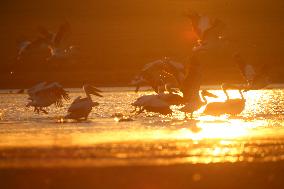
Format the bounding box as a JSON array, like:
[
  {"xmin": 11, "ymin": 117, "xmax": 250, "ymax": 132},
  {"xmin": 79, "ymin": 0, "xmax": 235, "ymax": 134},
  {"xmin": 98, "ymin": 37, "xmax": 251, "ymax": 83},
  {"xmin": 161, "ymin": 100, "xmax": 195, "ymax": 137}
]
[
  {"xmin": 86, "ymin": 92, "xmax": 92, "ymax": 100},
  {"xmin": 223, "ymin": 89, "xmax": 230, "ymax": 101},
  {"xmin": 200, "ymin": 92, "xmax": 207, "ymax": 104},
  {"xmin": 238, "ymin": 89, "xmax": 244, "ymax": 100}
]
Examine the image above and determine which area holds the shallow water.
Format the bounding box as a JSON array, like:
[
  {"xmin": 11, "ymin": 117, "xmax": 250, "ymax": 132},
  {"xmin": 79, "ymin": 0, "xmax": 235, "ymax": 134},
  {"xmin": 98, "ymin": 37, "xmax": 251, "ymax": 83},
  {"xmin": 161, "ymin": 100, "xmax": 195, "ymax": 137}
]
[{"xmin": 0, "ymin": 87, "xmax": 283, "ymax": 167}]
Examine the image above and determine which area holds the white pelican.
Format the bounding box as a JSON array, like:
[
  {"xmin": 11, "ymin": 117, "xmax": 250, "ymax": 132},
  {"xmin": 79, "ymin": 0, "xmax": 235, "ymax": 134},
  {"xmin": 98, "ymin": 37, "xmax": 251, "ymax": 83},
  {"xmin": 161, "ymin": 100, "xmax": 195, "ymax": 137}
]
[
  {"xmin": 131, "ymin": 94, "xmax": 174, "ymax": 115},
  {"xmin": 37, "ymin": 22, "xmax": 71, "ymax": 47},
  {"xmin": 163, "ymin": 57, "xmax": 187, "ymax": 85},
  {"xmin": 187, "ymin": 11, "xmax": 224, "ymax": 51},
  {"xmin": 179, "ymin": 55, "xmax": 217, "ymax": 118},
  {"xmin": 233, "ymin": 53, "xmax": 270, "ymax": 91},
  {"xmin": 47, "ymin": 45, "xmax": 79, "ymax": 62},
  {"xmin": 203, "ymin": 84, "xmax": 246, "ymax": 116},
  {"xmin": 131, "ymin": 73, "xmax": 164, "ymax": 94},
  {"xmin": 131, "ymin": 59, "xmax": 167, "ymax": 93},
  {"xmin": 131, "ymin": 57, "xmax": 186, "ymax": 94},
  {"xmin": 43, "ymin": 22, "xmax": 78, "ymax": 62},
  {"xmin": 65, "ymin": 85, "xmax": 102, "ymax": 121},
  {"xmin": 26, "ymin": 82, "xmax": 69, "ymax": 114},
  {"xmin": 17, "ymin": 22, "xmax": 71, "ymax": 62},
  {"xmin": 180, "ymin": 90, "xmax": 217, "ymax": 119}
]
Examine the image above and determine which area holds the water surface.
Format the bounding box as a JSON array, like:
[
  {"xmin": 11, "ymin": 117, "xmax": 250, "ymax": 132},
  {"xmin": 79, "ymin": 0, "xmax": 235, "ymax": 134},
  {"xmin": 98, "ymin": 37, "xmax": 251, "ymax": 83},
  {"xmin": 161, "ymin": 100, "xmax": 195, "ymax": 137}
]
[{"xmin": 0, "ymin": 87, "xmax": 283, "ymax": 167}]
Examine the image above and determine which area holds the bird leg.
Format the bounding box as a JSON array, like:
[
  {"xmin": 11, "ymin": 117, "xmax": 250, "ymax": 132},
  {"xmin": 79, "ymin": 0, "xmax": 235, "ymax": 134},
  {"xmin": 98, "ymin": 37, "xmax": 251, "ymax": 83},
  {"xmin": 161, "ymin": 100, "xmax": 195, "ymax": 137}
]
[{"xmin": 34, "ymin": 107, "xmax": 40, "ymax": 114}]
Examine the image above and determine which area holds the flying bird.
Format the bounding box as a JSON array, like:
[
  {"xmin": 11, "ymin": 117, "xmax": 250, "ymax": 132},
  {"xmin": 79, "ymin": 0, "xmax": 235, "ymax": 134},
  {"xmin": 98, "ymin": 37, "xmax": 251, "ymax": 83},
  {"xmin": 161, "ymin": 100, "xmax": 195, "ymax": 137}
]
[
  {"xmin": 233, "ymin": 52, "xmax": 270, "ymax": 91},
  {"xmin": 131, "ymin": 57, "xmax": 186, "ymax": 94},
  {"xmin": 17, "ymin": 22, "xmax": 73, "ymax": 62},
  {"xmin": 186, "ymin": 11, "xmax": 225, "ymax": 51}
]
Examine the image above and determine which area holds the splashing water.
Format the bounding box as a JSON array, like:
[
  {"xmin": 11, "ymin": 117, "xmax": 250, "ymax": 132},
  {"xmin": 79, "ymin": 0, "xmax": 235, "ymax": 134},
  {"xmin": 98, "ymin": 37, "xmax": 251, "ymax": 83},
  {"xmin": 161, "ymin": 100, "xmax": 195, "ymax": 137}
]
[{"xmin": 0, "ymin": 87, "xmax": 283, "ymax": 167}]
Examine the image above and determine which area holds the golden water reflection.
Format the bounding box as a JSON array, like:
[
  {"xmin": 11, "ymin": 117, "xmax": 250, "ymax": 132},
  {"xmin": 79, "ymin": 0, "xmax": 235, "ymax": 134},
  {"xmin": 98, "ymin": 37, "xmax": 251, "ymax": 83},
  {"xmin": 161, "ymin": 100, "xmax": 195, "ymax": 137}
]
[{"xmin": 0, "ymin": 89, "xmax": 283, "ymax": 167}]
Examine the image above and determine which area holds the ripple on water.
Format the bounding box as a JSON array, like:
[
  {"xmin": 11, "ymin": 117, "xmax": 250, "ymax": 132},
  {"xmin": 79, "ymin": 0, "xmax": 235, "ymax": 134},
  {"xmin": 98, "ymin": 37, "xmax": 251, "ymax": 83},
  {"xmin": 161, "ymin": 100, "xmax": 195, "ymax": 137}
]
[{"xmin": 0, "ymin": 88, "xmax": 284, "ymax": 167}]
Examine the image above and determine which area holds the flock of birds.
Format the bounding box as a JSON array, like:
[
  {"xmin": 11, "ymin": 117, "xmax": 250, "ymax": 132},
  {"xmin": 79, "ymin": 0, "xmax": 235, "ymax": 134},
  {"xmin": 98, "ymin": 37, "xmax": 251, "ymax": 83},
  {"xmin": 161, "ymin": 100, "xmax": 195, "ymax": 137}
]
[{"xmin": 16, "ymin": 11, "xmax": 270, "ymax": 121}]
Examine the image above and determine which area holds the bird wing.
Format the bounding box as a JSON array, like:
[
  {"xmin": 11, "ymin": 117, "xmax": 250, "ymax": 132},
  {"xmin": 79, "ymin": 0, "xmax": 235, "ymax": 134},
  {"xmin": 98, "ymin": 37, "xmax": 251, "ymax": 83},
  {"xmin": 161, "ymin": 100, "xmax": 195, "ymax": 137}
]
[
  {"xmin": 27, "ymin": 82, "xmax": 48, "ymax": 98},
  {"xmin": 18, "ymin": 37, "xmax": 47, "ymax": 57},
  {"xmin": 167, "ymin": 60, "xmax": 185, "ymax": 71},
  {"xmin": 68, "ymin": 97, "xmax": 91, "ymax": 112},
  {"xmin": 53, "ymin": 22, "xmax": 71, "ymax": 47},
  {"xmin": 18, "ymin": 41, "xmax": 32, "ymax": 56},
  {"xmin": 244, "ymin": 64, "xmax": 256, "ymax": 83},
  {"xmin": 198, "ymin": 16, "xmax": 211, "ymax": 35},
  {"xmin": 164, "ymin": 60, "xmax": 186, "ymax": 83},
  {"xmin": 198, "ymin": 17, "xmax": 225, "ymax": 42},
  {"xmin": 37, "ymin": 25, "xmax": 53, "ymax": 40},
  {"xmin": 142, "ymin": 59, "xmax": 164, "ymax": 72},
  {"xmin": 248, "ymin": 63, "xmax": 270, "ymax": 90},
  {"xmin": 34, "ymin": 82, "xmax": 70, "ymax": 107}
]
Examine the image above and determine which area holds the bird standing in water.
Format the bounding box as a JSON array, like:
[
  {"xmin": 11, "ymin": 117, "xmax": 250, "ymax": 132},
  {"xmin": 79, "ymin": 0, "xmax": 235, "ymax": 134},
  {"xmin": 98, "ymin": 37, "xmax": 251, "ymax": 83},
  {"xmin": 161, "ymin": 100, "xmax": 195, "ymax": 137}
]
[
  {"xmin": 203, "ymin": 84, "xmax": 246, "ymax": 116},
  {"xmin": 65, "ymin": 85, "xmax": 102, "ymax": 121}
]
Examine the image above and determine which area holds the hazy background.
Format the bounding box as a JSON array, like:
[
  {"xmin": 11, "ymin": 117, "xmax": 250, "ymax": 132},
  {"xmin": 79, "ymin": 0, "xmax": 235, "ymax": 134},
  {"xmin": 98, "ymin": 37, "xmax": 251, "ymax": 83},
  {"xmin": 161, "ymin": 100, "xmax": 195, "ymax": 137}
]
[{"xmin": 0, "ymin": 0, "xmax": 283, "ymax": 88}]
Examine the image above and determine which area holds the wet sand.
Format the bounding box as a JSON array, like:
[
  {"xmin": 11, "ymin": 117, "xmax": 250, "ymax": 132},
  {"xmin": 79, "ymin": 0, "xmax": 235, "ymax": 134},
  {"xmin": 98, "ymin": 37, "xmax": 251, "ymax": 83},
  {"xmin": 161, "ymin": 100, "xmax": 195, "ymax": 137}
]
[{"xmin": 1, "ymin": 162, "xmax": 284, "ymax": 189}]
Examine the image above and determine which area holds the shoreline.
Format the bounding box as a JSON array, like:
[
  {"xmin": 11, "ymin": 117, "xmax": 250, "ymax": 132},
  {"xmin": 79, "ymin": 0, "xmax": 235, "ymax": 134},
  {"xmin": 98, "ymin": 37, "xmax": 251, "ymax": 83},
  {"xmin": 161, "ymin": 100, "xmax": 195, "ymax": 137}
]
[{"xmin": 1, "ymin": 84, "xmax": 284, "ymax": 92}]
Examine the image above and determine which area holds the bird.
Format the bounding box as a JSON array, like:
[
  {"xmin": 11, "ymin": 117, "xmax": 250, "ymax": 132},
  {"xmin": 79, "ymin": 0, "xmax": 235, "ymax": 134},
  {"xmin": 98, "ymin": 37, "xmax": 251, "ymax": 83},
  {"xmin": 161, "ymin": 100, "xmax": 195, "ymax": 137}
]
[
  {"xmin": 180, "ymin": 90, "xmax": 218, "ymax": 119},
  {"xmin": 179, "ymin": 54, "xmax": 218, "ymax": 118},
  {"xmin": 26, "ymin": 82, "xmax": 70, "ymax": 114},
  {"xmin": 203, "ymin": 84, "xmax": 246, "ymax": 116},
  {"xmin": 47, "ymin": 45, "xmax": 79, "ymax": 62},
  {"xmin": 37, "ymin": 21, "xmax": 71, "ymax": 47},
  {"xmin": 186, "ymin": 11, "xmax": 225, "ymax": 51},
  {"xmin": 131, "ymin": 57, "xmax": 186, "ymax": 94},
  {"xmin": 233, "ymin": 52, "xmax": 270, "ymax": 91},
  {"xmin": 43, "ymin": 22, "xmax": 78, "ymax": 62},
  {"xmin": 131, "ymin": 94, "xmax": 176, "ymax": 115},
  {"xmin": 17, "ymin": 22, "xmax": 72, "ymax": 62},
  {"xmin": 163, "ymin": 57, "xmax": 186, "ymax": 84},
  {"xmin": 65, "ymin": 85, "xmax": 102, "ymax": 121},
  {"xmin": 131, "ymin": 59, "xmax": 166, "ymax": 93},
  {"xmin": 131, "ymin": 49, "xmax": 210, "ymax": 117},
  {"xmin": 16, "ymin": 89, "xmax": 25, "ymax": 94},
  {"xmin": 17, "ymin": 37, "xmax": 48, "ymax": 61}
]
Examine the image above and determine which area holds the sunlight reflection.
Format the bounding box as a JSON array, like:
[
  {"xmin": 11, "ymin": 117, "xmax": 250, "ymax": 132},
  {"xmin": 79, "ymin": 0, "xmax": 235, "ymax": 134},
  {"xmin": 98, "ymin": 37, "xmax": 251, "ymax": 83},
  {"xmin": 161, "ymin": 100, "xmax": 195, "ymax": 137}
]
[
  {"xmin": 0, "ymin": 89, "xmax": 284, "ymax": 166},
  {"xmin": 175, "ymin": 122, "xmax": 248, "ymax": 140}
]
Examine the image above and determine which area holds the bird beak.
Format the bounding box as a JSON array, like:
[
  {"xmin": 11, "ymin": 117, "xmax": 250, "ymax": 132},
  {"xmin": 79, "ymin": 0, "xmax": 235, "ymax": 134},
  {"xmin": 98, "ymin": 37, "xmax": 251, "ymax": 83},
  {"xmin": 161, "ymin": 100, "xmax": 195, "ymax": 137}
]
[
  {"xmin": 202, "ymin": 90, "xmax": 218, "ymax": 98},
  {"xmin": 89, "ymin": 87, "xmax": 103, "ymax": 97},
  {"xmin": 91, "ymin": 86, "xmax": 102, "ymax": 93},
  {"xmin": 90, "ymin": 90, "xmax": 103, "ymax": 97}
]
